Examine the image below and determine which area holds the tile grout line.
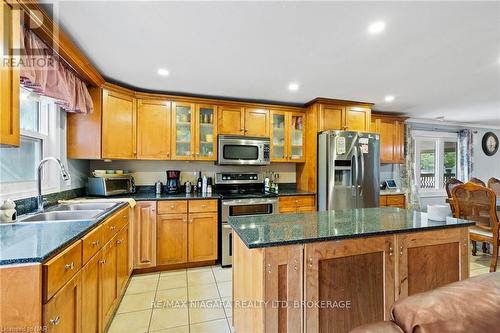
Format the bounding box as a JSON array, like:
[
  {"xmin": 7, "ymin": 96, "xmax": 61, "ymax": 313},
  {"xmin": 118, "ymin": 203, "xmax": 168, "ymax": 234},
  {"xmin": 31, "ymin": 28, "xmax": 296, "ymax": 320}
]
[
  {"xmin": 212, "ymin": 265, "xmax": 233, "ymax": 333},
  {"xmin": 146, "ymin": 274, "xmax": 161, "ymax": 333}
]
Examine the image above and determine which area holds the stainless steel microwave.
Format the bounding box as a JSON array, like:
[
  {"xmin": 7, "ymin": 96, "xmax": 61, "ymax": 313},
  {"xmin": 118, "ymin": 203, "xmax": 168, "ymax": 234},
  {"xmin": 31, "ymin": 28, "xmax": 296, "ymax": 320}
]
[
  {"xmin": 217, "ymin": 135, "xmax": 271, "ymax": 165},
  {"xmin": 87, "ymin": 175, "xmax": 135, "ymax": 196}
]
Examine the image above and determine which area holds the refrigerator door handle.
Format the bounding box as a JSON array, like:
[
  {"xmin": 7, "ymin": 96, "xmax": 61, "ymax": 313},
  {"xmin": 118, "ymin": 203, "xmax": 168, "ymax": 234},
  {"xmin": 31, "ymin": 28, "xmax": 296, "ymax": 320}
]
[
  {"xmin": 359, "ymin": 146, "xmax": 365, "ymax": 195},
  {"xmin": 352, "ymin": 146, "xmax": 358, "ymax": 197}
]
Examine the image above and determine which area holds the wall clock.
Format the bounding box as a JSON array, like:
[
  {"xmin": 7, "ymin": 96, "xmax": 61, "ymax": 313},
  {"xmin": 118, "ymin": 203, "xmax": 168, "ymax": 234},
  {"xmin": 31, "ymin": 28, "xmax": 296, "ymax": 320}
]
[{"xmin": 482, "ymin": 132, "xmax": 499, "ymax": 156}]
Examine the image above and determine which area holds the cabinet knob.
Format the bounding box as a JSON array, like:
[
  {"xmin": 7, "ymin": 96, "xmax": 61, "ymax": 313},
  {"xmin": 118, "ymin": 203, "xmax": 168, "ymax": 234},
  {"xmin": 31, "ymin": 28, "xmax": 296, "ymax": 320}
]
[
  {"xmin": 117, "ymin": 239, "xmax": 123, "ymax": 245},
  {"xmin": 167, "ymin": 152, "xmax": 170, "ymax": 157},
  {"xmin": 91, "ymin": 240, "xmax": 100, "ymax": 247},
  {"xmin": 100, "ymin": 259, "xmax": 106, "ymax": 264},
  {"xmin": 49, "ymin": 316, "xmax": 60, "ymax": 326},
  {"xmin": 64, "ymin": 262, "xmax": 74, "ymax": 270},
  {"xmin": 110, "ymin": 225, "xmax": 116, "ymax": 230}
]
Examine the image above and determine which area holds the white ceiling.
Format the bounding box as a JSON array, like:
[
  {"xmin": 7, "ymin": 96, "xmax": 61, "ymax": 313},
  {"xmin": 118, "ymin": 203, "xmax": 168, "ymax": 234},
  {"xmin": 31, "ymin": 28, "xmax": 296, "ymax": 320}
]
[{"xmin": 45, "ymin": 1, "xmax": 500, "ymax": 126}]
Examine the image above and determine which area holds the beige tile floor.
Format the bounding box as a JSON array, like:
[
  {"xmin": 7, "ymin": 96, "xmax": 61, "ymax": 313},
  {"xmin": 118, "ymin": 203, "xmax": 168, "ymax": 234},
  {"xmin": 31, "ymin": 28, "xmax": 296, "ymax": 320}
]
[
  {"xmin": 109, "ymin": 254, "xmax": 494, "ymax": 333},
  {"xmin": 108, "ymin": 265, "xmax": 233, "ymax": 333}
]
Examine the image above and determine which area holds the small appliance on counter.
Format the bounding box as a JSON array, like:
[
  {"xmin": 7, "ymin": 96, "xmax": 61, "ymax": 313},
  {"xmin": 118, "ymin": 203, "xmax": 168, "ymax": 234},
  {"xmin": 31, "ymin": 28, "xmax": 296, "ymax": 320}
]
[
  {"xmin": 87, "ymin": 174, "xmax": 135, "ymax": 196},
  {"xmin": 165, "ymin": 170, "xmax": 181, "ymax": 194},
  {"xmin": 383, "ymin": 179, "xmax": 398, "ymax": 191}
]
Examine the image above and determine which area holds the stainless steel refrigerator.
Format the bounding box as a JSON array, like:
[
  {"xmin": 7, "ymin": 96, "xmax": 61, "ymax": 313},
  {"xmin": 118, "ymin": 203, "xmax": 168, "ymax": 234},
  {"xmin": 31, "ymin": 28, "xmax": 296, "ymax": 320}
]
[{"xmin": 318, "ymin": 130, "xmax": 380, "ymax": 211}]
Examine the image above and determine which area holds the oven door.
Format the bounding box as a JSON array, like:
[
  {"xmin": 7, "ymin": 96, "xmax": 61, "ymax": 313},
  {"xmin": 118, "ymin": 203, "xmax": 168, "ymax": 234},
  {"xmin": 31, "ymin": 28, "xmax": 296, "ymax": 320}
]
[{"xmin": 218, "ymin": 136, "xmax": 270, "ymax": 165}]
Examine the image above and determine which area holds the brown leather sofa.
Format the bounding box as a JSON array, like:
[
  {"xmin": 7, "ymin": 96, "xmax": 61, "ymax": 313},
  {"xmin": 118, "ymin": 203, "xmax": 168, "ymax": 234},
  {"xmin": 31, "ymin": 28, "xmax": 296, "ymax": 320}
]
[{"xmin": 350, "ymin": 272, "xmax": 500, "ymax": 333}]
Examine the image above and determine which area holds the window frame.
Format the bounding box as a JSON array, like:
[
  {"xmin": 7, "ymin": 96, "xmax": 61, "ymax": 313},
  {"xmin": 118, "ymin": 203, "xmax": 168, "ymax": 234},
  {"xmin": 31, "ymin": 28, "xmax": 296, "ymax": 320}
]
[
  {"xmin": 0, "ymin": 95, "xmax": 62, "ymax": 201},
  {"xmin": 413, "ymin": 130, "xmax": 458, "ymax": 197}
]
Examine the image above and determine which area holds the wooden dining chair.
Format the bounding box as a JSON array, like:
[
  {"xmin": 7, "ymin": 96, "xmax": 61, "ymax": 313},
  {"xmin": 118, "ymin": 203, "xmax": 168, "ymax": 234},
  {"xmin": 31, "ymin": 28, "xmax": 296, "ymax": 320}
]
[
  {"xmin": 487, "ymin": 177, "xmax": 500, "ymax": 196},
  {"xmin": 451, "ymin": 182, "xmax": 499, "ymax": 272},
  {"xmin": 445, "ymin": 178, "xmax": 463, "ymax": 216},
  {"xmin": 469, "ymin": 177, "xmax": 486, "ymax": 187}
]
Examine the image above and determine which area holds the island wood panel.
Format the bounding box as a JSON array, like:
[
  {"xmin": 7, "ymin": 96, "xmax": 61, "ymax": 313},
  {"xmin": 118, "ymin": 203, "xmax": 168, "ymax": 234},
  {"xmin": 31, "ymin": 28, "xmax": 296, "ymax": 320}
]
[
  {"xmin": 133, "ymin": 201, "xmax": 157, "ymax": 269},
  {"xmin": 233, "ymin": 235, "xmax": 265, "ymax": 333},
  {"xmin": 67, "ymin": 87, "xmax": 102, "ymax": 159},
  {"xmin": 305, "ymin": 235, "xmax": 395, "ymax": 333},
  {"xmin": 43, "ymin": 272, "xmax": 82, "ymax": 333},
  {"xmin": 395, "ymin": 227, "xmax": 469, "ymax": 299},
  {"xmin": 263, "ymin": 244, "xmax": 303, "ymax": 333},
  {"xmin": 0, "ymin": 263, "xmax": 42, "ymax": 330},
  {"xmin": 136, "ymin": 99, "xmax": 171, "ymax": 159}
]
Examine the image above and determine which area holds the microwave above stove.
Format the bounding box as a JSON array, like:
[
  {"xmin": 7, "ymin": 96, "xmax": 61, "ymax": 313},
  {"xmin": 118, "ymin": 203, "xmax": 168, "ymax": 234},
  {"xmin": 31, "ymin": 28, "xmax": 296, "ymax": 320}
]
[{"xmin": 217, "ymin": 135, "xmax": 270, "ymax": 165}]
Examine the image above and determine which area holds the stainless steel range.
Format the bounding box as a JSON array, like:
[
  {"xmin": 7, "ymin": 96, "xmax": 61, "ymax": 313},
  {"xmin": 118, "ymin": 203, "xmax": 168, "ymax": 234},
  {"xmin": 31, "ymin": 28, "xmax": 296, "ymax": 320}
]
[{"xmin": 215, "ymin": 172, "xmax": 278, "ymax": 267}]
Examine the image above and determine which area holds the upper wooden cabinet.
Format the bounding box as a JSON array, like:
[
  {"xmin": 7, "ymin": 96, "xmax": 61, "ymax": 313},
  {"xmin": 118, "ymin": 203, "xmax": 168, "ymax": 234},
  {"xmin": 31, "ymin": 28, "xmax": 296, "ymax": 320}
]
[
  {"xmin": 102, "ymin": 88, "xmax": 136, "ymax": 159},
  {"xmin": 371, "ymin": 114, "xmax": 406, "ymax": 164},
  {"xmin": 136, "ymin": 99, "xmax": 171, "ymax": 160},
  {"xmin": 244, "ymin": 108, "xmax": 269, "ymax": 137},
  {"xmin": 270, "ymin": 110, "xmax": 306, "ymax": 162},
  {"xmin": 218, "ymin": 106, "xmax": 269, "ymax": 137},
  {"xmin": 218, "ymin": 105, "xmax": 244, "ymax": 135},
  {"xmin": 195, "ymin": 104, "xmax": 217, "ymax": 160},
  {"xmin": 0, "ymin": 1, "xmax": 20, "ymax": 147},
  {"xmin": 318, "ymin": 103, "xmax": 371, "ymax": 132}
]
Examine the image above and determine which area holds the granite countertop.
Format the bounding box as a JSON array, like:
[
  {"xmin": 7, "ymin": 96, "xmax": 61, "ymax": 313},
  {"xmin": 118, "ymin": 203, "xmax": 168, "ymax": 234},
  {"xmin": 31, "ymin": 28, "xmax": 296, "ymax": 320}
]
[
  {"xmin": 228, "ymin": 207, "xmax": 475, "ymax": 249},
  {"xmin": 275, "ymin": 189, "xmax": 316, "ymax": 197},
  {"xmin": 0, "ymin": 202, "xmax": 128, "ymax": 266}
]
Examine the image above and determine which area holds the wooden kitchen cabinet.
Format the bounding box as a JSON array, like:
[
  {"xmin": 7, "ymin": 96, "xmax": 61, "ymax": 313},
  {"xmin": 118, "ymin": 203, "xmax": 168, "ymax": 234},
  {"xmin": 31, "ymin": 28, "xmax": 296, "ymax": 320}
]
[
  {"xmin": 279, "ymin": 195, "xmax": 316, "ymax": 213},
  {"xmin": 318, "ymin": 102, "xmax": 371, "ymax": 132},
  {"xmin": 245, "ymin": 108, "xmax": 269, "ymax": 137},
  {"xmin": 43, "ymin": 271, "xmax": 82, "ymax": 333},
  {"xmin": 218, "ymin": 106, "xmax": 269, "ymax": 137},
  {"xmin": 218, "ymin": 105, "xmax": 245, "ymax": 135},
  {"xmin": 371, "ymin": 114, "xmax": 406, "ymax": 164},
  {"xmin": 188, "ymin": 212, "xmax": 218, "ymax": 262},
  {"xmin": 101, "ymin": 234, "xmax": 118, "ymax": 326},
  {"xmin": 195, "ymin": 104, "xmax": 217, "ymax": 160},
  {"xmin": 395, "ymin": 228, "xmax": 469, "ymax": 300},
  {"xmin": 102, "ymin": 88, "xmax": 136, "ymax": 159},
  {"xmin": 133, "ymin": 201, "xmax": 157, "ymax": 269},
  {"xmin": 380, "ymin": 194, "xmax": 406, "ymax": 208},
  {"xmin": 0, "ymin": 0, "xmax": 20, "ymax": 147},
  {"xmin": 157, "ymin": 214, "xmax": 188, "ymax": 265},
  {"xmin": 116, "ymin": 225, "xmax": 129, "ymax": 296},
  {"xmin": 171, "ymin": 101, "xmax": 195, "ymax": 160},
  {"xmin": 305, "ymin": 235, "xmax": 395, "ymax": 333},
  {"xmin": 136, "ymin": 99, "xmax": 171, "ymax": 160},
  {"xmin": 81, "ymin": 252, "xmax": 102, "ymax": 333},
  {"xmin": 270, "ymin": 110, "xmax": 306, "ymax": 162}
]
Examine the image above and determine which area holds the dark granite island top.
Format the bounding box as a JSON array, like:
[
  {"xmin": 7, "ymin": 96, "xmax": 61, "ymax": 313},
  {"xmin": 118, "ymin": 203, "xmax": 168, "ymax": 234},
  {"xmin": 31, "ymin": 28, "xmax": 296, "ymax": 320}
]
[
  {"xmin": 0, "ymin": 202, "xmax": 128, "ymax": 265},
  {"xmin": 228, "ymin": 207, "xmax": 475, "ymax": 249}
]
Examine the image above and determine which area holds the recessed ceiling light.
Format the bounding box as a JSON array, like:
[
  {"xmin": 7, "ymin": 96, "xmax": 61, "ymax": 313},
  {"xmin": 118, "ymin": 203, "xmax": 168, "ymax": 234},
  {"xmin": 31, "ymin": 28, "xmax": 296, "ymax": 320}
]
[
  {"xmin": 288, "ymin": 82, "xmax": 299, "ymax": 92},
  {"xmin": 368, "ymin": 21, "xmax": 386, "ymax": 34},
  {"xmin": 384, "ymin": 95, "xmax": 395, "ymax": 102},
  {"xmin": 157, "ymin": 68, "xmax": 169, "ymax": 77}
]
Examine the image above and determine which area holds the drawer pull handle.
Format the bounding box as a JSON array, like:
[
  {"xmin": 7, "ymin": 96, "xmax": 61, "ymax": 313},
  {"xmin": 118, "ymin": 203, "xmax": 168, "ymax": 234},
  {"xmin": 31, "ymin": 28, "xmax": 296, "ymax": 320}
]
[
  {"xmin": 202, "ymin": 205, "xmax": 206, "ymax": 208},
  {"xmin": 110, "ymin": 225, "xmax": 116, "ymax": 230},
  {"xmin": 49, "ymin": 316, "xmax": 60, "ymax": 325},
  {"xmin": 64, "ymin": 262, "xmax": 74, "ymax": 270},
  {"xmin": 170, "ymin": 205, "xmax": 175, "ymax": 209},
  {"xmin": 117, "ymin": 239, "xmax": 123, "ymax": 244},
  {"xmin": 91, "ymin": 240, "xmax": 100, "ymax": 247}
]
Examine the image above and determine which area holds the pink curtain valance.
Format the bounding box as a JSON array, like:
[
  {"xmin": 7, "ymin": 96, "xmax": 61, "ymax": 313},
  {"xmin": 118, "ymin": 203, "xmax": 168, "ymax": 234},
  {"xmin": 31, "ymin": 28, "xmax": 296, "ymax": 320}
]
[{"xmin": 19, "ymin": 27, "xmax": 93, "ymax": 114}]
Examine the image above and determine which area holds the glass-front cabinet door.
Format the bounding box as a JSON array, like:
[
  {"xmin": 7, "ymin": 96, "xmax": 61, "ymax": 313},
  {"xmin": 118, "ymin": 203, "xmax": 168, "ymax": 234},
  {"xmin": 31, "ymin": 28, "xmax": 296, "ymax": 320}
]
[
  {"xmin": 172, "ymin": 102, "xmax": 195, "ymax": 159},
  {"xmin": 289, "ymin": 112, "xmax": 305, "ymax": 162},
  {"xmin": 270, "ymin": 111, "xmax": 288, "ymax": 162},
  {"xmin": 195, "ymin": 104, "xmax": 217, "ymax": 160}
]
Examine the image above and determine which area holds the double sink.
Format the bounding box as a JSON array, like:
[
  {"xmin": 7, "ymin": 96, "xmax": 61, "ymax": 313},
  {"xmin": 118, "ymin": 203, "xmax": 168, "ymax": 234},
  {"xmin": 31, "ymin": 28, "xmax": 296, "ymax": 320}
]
[{"xmin": 19, "ymin": 202, "xmax": 118, "ymax": 223}]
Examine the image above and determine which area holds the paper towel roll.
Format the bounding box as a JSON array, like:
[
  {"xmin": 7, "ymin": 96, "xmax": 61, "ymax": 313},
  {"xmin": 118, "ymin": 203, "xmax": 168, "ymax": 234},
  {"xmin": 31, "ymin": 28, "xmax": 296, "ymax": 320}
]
[{"xmin": 427, "ymin": 205, "xmax": 451, "ymax": 221}]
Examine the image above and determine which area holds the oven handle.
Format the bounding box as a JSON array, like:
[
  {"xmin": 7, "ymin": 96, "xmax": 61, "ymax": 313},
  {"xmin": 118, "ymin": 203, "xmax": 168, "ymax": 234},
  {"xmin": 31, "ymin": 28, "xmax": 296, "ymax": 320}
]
[{"xmin": 221, "ymin": 198, "xmax": 279, "ymax": 206}]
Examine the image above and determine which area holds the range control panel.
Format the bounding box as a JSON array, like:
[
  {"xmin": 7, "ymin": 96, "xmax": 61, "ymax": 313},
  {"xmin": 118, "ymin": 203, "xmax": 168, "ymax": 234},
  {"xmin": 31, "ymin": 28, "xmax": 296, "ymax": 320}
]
[{"xmin": 215, "ymin": 173, "xmax": 263, "ymax": 184}]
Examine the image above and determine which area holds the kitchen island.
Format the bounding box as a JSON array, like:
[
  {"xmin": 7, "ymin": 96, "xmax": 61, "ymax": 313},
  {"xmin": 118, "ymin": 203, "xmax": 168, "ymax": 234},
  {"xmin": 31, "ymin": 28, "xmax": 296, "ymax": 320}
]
[{"xmin": 228, "ymin": 207, "xmax": 474, "ymax": 333}]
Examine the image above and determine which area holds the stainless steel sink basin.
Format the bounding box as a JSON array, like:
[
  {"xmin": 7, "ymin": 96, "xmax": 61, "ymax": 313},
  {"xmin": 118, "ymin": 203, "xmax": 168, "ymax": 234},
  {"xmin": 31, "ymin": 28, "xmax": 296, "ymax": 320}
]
[
  {"xmin": 52, "ymin": 203, "xmax": 117, "ymax": 211},
  {"xmin": 20, "ymin": 210, "xmax": 104, "ymax": 222}
]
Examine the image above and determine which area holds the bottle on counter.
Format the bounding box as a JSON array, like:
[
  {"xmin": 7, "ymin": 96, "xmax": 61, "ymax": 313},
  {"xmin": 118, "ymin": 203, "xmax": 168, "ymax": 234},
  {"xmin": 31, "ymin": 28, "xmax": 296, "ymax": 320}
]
[
  {"xmin": 155, "ymin": 181, "xmax": 162, "ymax": 194},
  {"xmin": 202, "ymin": 175, "xmax": 208, "ymax": 193},
  {"xmin": 197, "ymin": 172, "xmax": 202, "ymax": 193}
]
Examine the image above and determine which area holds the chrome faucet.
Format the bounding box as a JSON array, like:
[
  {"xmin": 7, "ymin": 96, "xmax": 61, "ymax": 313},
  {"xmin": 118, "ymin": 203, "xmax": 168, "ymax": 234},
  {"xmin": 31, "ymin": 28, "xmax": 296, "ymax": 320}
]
[{"xmin": 37, "ymin": 157, "xmax": 71, "ymax": 212}]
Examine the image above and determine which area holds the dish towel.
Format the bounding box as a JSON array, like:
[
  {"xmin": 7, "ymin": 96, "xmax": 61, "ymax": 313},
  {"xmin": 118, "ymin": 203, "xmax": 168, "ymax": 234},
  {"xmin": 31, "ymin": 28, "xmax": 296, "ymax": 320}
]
[{"xmin": 59, "ymin": 197, "xmax": 137, "ymax": 208}]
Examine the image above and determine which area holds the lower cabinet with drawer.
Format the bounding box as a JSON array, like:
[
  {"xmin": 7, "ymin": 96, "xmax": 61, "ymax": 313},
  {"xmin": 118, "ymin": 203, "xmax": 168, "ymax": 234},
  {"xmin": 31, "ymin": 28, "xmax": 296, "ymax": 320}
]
[
  {"xmin": 143, "ymin": 199, "xmax": 218, "ymax": 270},
  {"xmin": 279, "ymin": 194, "xmax": 316, "ymax": 213},
  {"xmin": 41, "ymin": 206, "xmax": 131, "ymax": 333}
]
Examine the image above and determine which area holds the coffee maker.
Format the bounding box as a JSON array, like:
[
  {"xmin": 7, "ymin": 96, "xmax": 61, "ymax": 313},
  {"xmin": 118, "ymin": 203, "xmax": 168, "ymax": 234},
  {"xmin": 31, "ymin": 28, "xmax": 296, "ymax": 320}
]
[{"xmin": 165, "ymin": 170, "xmax": 181, "ymax": 194}]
